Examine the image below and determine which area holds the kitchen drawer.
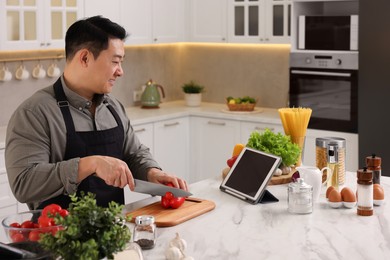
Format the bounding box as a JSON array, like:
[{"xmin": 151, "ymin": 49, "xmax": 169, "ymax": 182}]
[
  {"xmin": 0, "ymin": 148, "xmax": 5, "ymax": 172},
  {"xmin": 0, "ymin": 174, "xmax": 17, "ymax": 207}
]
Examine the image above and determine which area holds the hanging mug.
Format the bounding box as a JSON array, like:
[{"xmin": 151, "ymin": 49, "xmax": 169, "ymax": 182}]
[
  {"xmin": 32, "ymin": 64, "xmax": 46, "ymax": 79},
  {"xmin": 0, "ymin": 65, "xmax": 12, "ymax": 82},
  {"xmin": 47, "ymin": 63, "xmax": 61, "ymax": 78},
  {"xmin": 15, "ymin": 64, "xmax": 30, "ymax": 80}
]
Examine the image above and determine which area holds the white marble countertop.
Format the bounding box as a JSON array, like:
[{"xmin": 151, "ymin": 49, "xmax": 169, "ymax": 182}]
[
  {"xmin": 125, "ymin": 172, "xmax": 389, "ymax": 260},
  {"xmin": 0, "ymin": 101, "xmax": 281, "ymax": 149}
]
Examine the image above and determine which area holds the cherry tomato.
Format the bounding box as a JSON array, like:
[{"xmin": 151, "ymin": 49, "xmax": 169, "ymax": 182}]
[
  {"xmin": 58, "ymin": 209, "xmax": 69, "ymax": 218},
  {"xmin": 11, "ymin": 233, "xmax": 25, "ymax": 243},
  {"xmin": 20, "ymin": 220, "xmax": 35, "ymax": 229},
  {"xmin": 28, "ymin": 230, "xmax": 42, "ymax": 241},
  {"xmin": 165, "ymin": 182, "xmax": 174, "ymax": 187},
  {"xmin": 10, "ymin": 222, "xmax": 21, "ymax": 228},
  {"xmin": 164, "ymin": 191, "xmax": 174, "ymax": 200},
  {"xmin": 227, "ymin": 155, "xmax": 238, "ymax": 168},
  {"xmin": 42, "ymin": 204, "xmax": 62, "ymax": 218},
  {"xmin": 38, "ymin": 216, "xmax": 53, "ymax": 228},
  {"xmin": 169, "ymin": 197, "xmax": 185, "ymax": 209}
]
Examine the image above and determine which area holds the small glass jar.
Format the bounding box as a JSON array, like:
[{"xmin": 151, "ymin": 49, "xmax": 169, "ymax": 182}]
[
  {"xmin": 133, "ymin": 215, "xmax": 156, "ymax": 250},
  {"xmin": 288, "ymin": 178, "xmax": 313, "ymax": 214}
]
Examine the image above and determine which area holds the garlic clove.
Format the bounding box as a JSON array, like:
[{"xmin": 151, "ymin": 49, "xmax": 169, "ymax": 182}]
[
  {"xmin": 165, "ymin": 246, "xmax": 183, "ymax": 260},
  {"xmin": 169, "ymin": 233, "xmax": 187, "ymax": 251}
]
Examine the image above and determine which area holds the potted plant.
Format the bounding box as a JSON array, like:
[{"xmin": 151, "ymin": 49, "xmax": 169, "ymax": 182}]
[{"xmin": 182, "ymin": 80, "xmax": 204, "ymax": 107}]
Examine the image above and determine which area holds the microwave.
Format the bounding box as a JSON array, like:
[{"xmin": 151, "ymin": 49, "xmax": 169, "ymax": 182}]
[{"xmin": 298, "ymin": 15, "xmax": 358, "ymax": 51}]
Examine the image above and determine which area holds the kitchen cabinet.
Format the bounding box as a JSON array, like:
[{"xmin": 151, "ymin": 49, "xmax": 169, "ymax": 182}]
[
  {"xmin": 0, "ymin": 0, "xmax": 83, "ymax": 50},
  {"xmin": 240, "ymin": 121, "xmax": 284, "ymax": 143},
  {"xmin": 84, "ymin": 0, "xmax": 121, "ymax": 25},
  {"xmin": 303, "ymin": 129, "xmax": 358, "ymax": 172},
  {"xmin": 132, "ymin": 122, "xmax": 154, "ymax": 155},
  {"xmin": 228, "ymin": 0, "xmax": 291, "ymax": 44},
  {"xmin": 189, "ymin": 0, "xmax": 228, "ymax": 43},
  {"xmin": 120, "ymin": 0, "xmax": 186, "ymax": 45},
  {"xmin": 190, "ymin": 117, "xmax": 241, "ymax": 183},
  {"xmin": 154, "ymin": 117, "xmax": 189, "ymax": 181}
]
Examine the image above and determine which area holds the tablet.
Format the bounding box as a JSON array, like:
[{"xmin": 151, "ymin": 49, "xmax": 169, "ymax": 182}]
[{"xmin": 220, "ymin": 147, "xmax": 282, "ymax": 204}]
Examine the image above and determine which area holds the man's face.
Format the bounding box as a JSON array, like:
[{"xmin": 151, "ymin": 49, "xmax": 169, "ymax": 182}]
[{"xmin": 88, "ymin": 38, "xmax": 125, "ymax": 94}]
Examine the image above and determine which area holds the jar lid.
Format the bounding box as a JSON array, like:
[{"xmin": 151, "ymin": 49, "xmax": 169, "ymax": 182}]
[
  {"xmin": 366, "ymin": 154, "xmax": 381, "ymax": 166},
  {"xmin": 135, "ymin": 215, "xmax": 155, "ymax": 225},
  {"xmin": 316, "ymin": 137, "xmax": 346, "ymax": 148},
  {"xmin": 288, "ymin": 178, "xmax": 313, "ymax": 192}
]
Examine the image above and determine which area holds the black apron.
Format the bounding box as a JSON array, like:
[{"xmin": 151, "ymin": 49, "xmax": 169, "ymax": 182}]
[{"xmin": 38, "ymin": 79, "xmax": 125, "ymax": 209}]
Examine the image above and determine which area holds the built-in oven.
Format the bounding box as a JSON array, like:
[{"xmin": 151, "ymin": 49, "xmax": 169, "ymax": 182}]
[{"xmin": 289, "ymin": 52, "xmax": 358, "ymax": 133}]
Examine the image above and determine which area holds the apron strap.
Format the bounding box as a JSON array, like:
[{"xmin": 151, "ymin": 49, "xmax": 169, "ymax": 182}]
[{"xmin": 53, "ymin": 78, "xmax": 76, "ymax": 133}]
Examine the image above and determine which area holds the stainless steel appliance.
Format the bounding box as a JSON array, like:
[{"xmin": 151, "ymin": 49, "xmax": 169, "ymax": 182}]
[
  {"xmin": 298, "ymin": 15, "xmax": 358, "ymax": 51},
  {"xmin": 289, "ymin": 52, "xmax": 358, "ymax": 133}
]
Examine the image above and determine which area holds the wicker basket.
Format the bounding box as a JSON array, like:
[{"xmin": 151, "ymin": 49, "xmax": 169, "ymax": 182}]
[{"xmin": 227, "ymin": 102, "xmax": 256, "ymax": 111}]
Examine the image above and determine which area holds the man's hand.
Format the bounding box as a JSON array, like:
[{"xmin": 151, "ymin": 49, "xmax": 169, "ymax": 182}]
[{"xmin": 146, "ymin": 168, "xmax": 189, "ymax": 191}]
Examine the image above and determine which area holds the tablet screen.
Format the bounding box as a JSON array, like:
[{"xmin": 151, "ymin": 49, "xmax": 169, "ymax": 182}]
[{"xmin": 220, "ymin": 147, "xmax": 281, "ymax": 203}]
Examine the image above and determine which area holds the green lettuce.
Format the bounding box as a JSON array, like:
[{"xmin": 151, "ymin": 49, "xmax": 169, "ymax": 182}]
[{"xmin": 246, "ymin": 128, "xmax": 301, "ymax": 167}]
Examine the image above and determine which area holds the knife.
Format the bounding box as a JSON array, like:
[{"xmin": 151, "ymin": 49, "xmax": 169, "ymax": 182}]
[{"xmin": 134, "ymin": 179, "xmax": 192, "ymax": 197}]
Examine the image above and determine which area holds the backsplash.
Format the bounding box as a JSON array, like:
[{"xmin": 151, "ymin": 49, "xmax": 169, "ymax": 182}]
[{"xmin": 0, "ymin": 43, "xmax": 290, "ymax": 126}]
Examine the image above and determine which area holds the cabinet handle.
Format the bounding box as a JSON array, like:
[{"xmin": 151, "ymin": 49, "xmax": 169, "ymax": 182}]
[
  {"xmin": 164, "ymin": 122, "xmax": 180, "ymax": 127},
  {"xmin": 208, "ymin": 121, "xmax": 226, "ymax": 126},
  {"xmin": 134, "ymin": 128, "xmax": 146, "ymax": 133},
  {"xmin": 254, "ymin": 127, "xmax": 274, "ymax": 132},
  {"xmin": 154, "ymin": 38, "xmax": 158, "ymax": 42}
]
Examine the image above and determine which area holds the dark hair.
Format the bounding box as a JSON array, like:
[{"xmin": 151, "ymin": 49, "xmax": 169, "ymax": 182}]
[{"xmin": 65, "ymin": 16, "xmax": 128, "ymax": 60}]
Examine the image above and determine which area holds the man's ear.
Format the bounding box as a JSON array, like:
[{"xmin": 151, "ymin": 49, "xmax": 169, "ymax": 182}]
[{"xmin": 79, "ymin": 49, "xmax": 90, "ymax": 67}]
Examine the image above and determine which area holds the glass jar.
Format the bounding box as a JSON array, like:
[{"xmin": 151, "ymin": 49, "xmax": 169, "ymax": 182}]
[
  {"xmin": 133, "ymin": 215, "xmax": 156, "ymax": 250},
  {"xmin": 288, "ymin": 178, "xmax": 313, "ymax": 214}
]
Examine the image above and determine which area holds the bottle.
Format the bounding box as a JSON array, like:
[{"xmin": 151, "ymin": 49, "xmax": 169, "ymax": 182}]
[
  {"xmin": 133, "ymin": 215, "xmax": 157, "ymax": 250},
  {"xmin": 357, "ymin": 168, "xmax": 373, "ymax": 216},
  {"xmin": 366, "ymin": 154, "xmax": 381, "ymax": 184},
  {"xmin": 326, "ymin": 143, "xmax": 340, "ymax": 191},
  {"xmin": 288, "ymin": 178, "xmax": 313, "ymax": 214}
]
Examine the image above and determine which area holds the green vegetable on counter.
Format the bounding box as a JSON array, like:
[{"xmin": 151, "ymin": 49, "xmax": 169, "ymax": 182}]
[
  {"xmin": 39, "ymin": 192, "xmax": 131, "ymax": 260},
  {"xmin": 246, "ymin": 128, "xmax": 301, "ymax": 167}
]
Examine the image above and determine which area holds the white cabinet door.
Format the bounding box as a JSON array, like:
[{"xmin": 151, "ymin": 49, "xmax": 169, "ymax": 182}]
[
  {"xmin": 189, "ymin": 0, "xmax": 227, "ymax": 42},
  {"xmin": 228, "ymin": 0, "xmax": 290, "ymax": 44},
  {"xmin": 151, "ymin": 0, "xmax": 186, "ymax": 43},
  {"xmin": 154, "ymin": 117, "xmax": 189, "ymax": 181},
  {"xmin": 84, "ymin": 0, "xmax": 121, "ymax": 24},
  {"xmin": 133, "ymin": 123, "xmax": 154, "ymax": 155},
  {"xmin": 240, "ymin": 121, "xmax": 284, "ymax": 144},
  {"xmin": 0, "ymin": 0, "xmax": 83, "ymax": 50},
  {"xmin": 190, "ymin": 117, "xmax": 241, "ymax": 183}
]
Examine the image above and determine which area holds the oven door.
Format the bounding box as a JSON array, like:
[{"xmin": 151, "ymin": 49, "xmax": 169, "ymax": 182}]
[{"xmin": 289, "ymin": 68, "xmax": 358, "ymax": 133}]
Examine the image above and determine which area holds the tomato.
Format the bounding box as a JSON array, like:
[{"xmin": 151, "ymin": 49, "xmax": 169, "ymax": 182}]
[
  {"xmin": 169, "ymin": 197, "xmax": 185, "ymax": 209},
  {"xmin": 161, "ymin": 191, "xmax": 185, "ymax": 209},
  {"xmin": 227, "ymin": 155, "xmax": 238, "ymax": 168},
  {"xmin": 20, "ymin": 220, "xmax": 35, "ymax": 229},
  {"xmin": 161, "ymin": 196, "xmax": 171, "ymax": 209},
  {"xmin": 59, "ymin": 209, "xmax": 69, "ymax": 218},
  {"xmin": 42, "ymin": 204, "xmax": 62, "ymax": 218},
  {"xmin": 28, "ymin": 230, "xmax": 42, "ymax": 241},
  {"xmin": 165, "ymin": 182, "xmax": 174, "ymax": 187},
  {"xmin": 38, "ymin": 216, "xmax": 53, "ymax": 228},
  {"xmin": 11, "ymin": 233, "xmax": 25, "ymax": 243},
  {"xmin": 10, "ymin": 222, "xmax": 21, "ymax": 228}
]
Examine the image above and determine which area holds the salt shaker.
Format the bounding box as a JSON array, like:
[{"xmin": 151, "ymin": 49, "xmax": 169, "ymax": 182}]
[
  {"xmin": 288, "ymin": 178, "xmax": 313, "ymax": 214},
  {"xmin": 357, "ymin": 168, "xmax": 373, "ymax": 216},
  {"xmin": 133, "ymin": 215, "xmax": 157, "ymax": 250}
]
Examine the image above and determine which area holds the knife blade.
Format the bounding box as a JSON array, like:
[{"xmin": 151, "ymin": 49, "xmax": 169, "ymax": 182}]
[{"xmin": 134, "ymin": 179, "xmax": 192, "ymax": 197}]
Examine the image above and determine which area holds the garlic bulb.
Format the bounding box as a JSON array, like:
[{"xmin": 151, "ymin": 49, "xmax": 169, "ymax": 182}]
[
  {"xmin": 273, "ymin": 168, "xmax": 282, "ymax": 176},
  {"xmin": 169, "ymin": 233, "xmax": 187, "ymax": 251},
  {"xmin": 165, "ymin": 246, "xmax": 183, "ymax": 260}
]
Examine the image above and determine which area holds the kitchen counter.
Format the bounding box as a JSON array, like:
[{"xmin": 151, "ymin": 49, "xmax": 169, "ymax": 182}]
[
  {"xmin": 0, "ymin": 101, "xmax": 281, "ymax": 149},
  {"xmin": 125, "ymin": 172, "xmax": 390, "ymax": 260}
]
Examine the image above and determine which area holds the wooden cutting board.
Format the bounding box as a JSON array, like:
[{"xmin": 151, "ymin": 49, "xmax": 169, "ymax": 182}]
[
  {"xmin": 126, "ymin": 198, "xmax": 216, "ymax": 227},
  {"xmin": 269, "ymin": 168, "xmax": 296, "ymax": 185}
]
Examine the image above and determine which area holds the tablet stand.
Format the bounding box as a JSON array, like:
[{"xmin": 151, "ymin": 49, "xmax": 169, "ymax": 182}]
[{"xmin": 259, "ymin": 190, "xmax": 279, "ymax": 204}]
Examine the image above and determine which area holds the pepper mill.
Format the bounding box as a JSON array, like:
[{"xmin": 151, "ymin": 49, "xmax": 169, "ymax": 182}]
[{"xmin": 366, "ymin": 154, "xmax": 381, "ymax": 184}]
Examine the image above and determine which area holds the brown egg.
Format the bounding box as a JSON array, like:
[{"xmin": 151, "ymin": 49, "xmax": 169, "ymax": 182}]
[
  {"xmin": 328, "ymin": 189, "xmax": 342, "ymax": 203},
  {"xmin": 341, "ymin": 187, "xmax": 356, "ymax": 202},
  {"xmin": 373, "ymin": 184, "xmax": 385, "ymax": 200},
  {"xmin": 326, "ymin": 186, "xmax": 336, "ymax": 199}
]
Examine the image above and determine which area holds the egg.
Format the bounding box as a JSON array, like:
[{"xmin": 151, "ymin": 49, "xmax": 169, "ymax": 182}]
[
  {"xmin": 373, "ymin": 184, "xmax": 384, "ymax": 200},
  {"xmin": 341, "ymin": 187, "xmax": 356, "ymax": 202},
  {"xmin": 328, "ymin": 189, "xmax": 342, "ymax": 203},
  {"xmin": 326, "ymin": 186, "xmax": 336, "ymax": 199}
]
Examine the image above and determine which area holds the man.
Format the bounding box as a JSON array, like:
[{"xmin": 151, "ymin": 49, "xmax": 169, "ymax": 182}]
[{"xmin": 5, "ymin": 16, "xmax": 188, "ymax": 210}]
